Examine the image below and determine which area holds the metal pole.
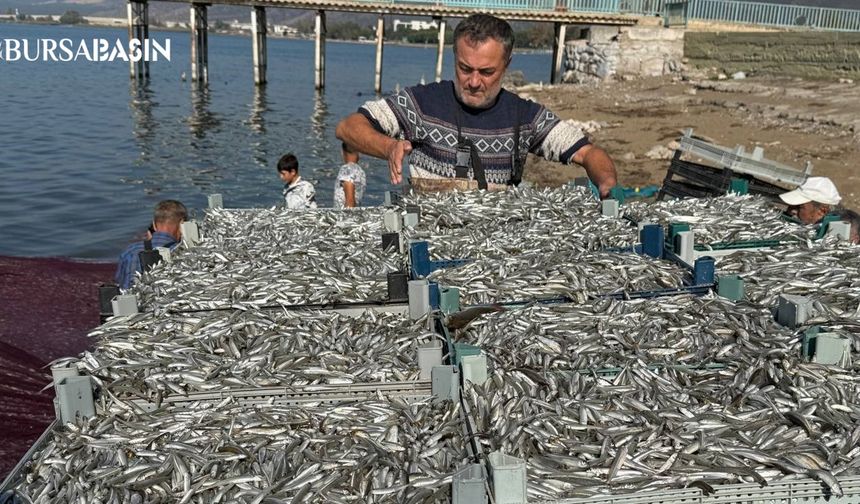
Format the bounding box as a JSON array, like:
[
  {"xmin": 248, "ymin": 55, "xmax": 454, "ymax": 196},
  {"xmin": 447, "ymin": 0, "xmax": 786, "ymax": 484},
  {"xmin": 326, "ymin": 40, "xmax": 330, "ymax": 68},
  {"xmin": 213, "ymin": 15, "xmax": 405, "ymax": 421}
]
[
  {"xmin": 434, "ymin": 17, "xmax": 446, "ymax": 83},
  {"xmin": 374, "ymin": 15, "xmax": 384, "ymax": 94},
  {"xmin": 201, "ymin": 6, "xmax": 208, "ymax": 83},
  {"xmin": 128, "ymin": 2, "xmax": 135, "ymax": 79},
  {"xmin": 252, "ymin": 6, "xmax": 267, "ymax": 85},
  {"xmin": 127, "ymin": 1, "xmax": 149, "ymax": 80},
  {"xmin": 190, "ymin": 4, "xmax": 208, "ymax": 84},
  {"xmin": 550, "ymin": 22, "xmax": 567, "ymax": 84},
  {"xmin": 314, "ymin": 10, "xmax": 326, "ymax": 91}
]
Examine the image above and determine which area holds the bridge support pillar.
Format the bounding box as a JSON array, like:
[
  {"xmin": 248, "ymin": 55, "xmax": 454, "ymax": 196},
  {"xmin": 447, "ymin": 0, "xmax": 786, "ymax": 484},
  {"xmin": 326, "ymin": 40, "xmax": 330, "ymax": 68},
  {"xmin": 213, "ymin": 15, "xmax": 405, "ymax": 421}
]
[
  {"xmin": 190, "ymin": 3, "xmax": 209, "ymax": 84},
  {"xmin": 551, "ymin": 22, "xmax": 567, "ymax": 84},
  {"xmin": 314, "ymin": 10, "xmax": 327, "ymax": 91},
  {"xmin": 434, "ymin": 17, "xmax": 446, "ymax": 82},
  {"xmin": 374, "ymin": 15, "xmax": 384, "ymax": 94},
  {"xmin": 252, "ymin": 6, "xmax": 267, "ymax": 85},
  {"xmin": 127, "ymin": 1, "xmax": 149, "ymax": 80}
]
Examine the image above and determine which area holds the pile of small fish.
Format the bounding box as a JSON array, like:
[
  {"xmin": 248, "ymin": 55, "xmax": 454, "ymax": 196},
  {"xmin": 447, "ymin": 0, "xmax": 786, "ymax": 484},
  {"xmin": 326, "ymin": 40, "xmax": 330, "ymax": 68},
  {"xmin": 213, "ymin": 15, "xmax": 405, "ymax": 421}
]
[
  {"xmin": 13, "ymin": 189, "xmax": 860, "ymax": 504},
  {"xmin": 132, "ymin": 208, "xmax": 403, "ymax": 311},
  {"xmin": 457, "ymin": 296, "xmax": 798, "ymax": 372},
  {"xmin": 716, "ymin": 239, "xmax": 860, "ymax": 317},
  {"xmin": 623, "ymin": 194, "xmax": 813, "ymax": 244},
  {"xmin": 82, "ymin": 309, "xmax": 435, "ymax": 400},
  {"xmin": 402, "ymin": 186, "xmax": 638, "ymax": 257},
  {"xmin": 413, "ymin": 218, "xmax": 637, "ymax": 263},
  {"xmin": 403, "ymin": 186, "xmax": 606, "ymax": 232},
  {"xmin": 202, "ymin": 208, "xmax": 388, "ymax": 245},
  {"xmin": 428, "ymin": 250, "xmax": 690, "ymax": 305},
  {"xmin": 464, "ymin": 360, "xmax": 860, "ymax": 501},
  {"xmin": 11, "ymin": 396, "xmax": 471, "ymax": 503}
]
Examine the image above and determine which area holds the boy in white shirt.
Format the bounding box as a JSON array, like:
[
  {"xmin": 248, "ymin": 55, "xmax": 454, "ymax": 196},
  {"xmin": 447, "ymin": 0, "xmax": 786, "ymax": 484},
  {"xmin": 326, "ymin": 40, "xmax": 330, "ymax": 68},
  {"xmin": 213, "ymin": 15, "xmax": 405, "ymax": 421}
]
[
  {"xmin": 333, "ymin": 143, "xmax": 366, "ymax": 209},
  {"xmin": 277, "ymin": 153, "xmax": 317, "ymax": 210}
]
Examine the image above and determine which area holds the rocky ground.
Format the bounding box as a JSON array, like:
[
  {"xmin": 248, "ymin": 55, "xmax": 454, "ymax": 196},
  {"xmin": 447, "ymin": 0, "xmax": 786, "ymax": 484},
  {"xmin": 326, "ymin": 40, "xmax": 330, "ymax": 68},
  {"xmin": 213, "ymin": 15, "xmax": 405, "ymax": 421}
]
[{"xmin": 520, "ymin": 74, "xmax": 860, "ymax": 208}]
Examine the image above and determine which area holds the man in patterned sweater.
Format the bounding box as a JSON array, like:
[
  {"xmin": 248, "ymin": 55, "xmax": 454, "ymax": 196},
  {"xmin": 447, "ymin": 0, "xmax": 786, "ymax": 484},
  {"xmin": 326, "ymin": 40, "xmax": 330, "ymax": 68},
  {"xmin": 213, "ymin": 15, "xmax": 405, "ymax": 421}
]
[{"xmin": 336, "ymin": 13, "xmax": 618, "ymax": 197}]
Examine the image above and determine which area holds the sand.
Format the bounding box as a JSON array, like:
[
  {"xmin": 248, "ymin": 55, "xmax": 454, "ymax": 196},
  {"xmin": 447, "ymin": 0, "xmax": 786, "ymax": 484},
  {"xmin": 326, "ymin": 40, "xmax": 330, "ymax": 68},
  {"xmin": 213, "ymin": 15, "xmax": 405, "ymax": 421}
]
[{"xmin": 521, "ymin": 75, "xmax": 860, "ymax": 208}]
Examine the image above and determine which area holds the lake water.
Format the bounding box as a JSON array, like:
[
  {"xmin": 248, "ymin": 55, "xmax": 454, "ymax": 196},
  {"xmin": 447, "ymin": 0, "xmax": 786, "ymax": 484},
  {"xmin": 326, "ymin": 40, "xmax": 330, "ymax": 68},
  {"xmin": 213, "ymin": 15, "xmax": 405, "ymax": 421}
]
[{"xmin": 0, "ymin": 22, "xmax": 551, "ymax": 259}]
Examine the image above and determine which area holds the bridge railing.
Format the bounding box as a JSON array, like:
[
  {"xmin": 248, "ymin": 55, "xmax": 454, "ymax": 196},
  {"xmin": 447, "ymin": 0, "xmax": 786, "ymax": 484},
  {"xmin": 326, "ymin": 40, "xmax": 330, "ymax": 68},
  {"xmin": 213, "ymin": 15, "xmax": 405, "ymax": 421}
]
[
  {"xmin": 620, "ymin": 0, "xmax": 665, "ymax": 16},
  {"xmin": 393, "ymin": 0, "xmax": 557, "ymax": 9},
  {"xmin": 559, "ymin": 0, "xmax": 665, "ymax": 15},
  {"xmin": 561, "ymin": 0, "xmax": 619, "ymax": 13},
  {"xmin": 387, "ymin": 0, "xmax": 860, "ymax": 32},
  {"xmin": 672, "ymin": 0, "xmax": 860, "ymax": 32}
]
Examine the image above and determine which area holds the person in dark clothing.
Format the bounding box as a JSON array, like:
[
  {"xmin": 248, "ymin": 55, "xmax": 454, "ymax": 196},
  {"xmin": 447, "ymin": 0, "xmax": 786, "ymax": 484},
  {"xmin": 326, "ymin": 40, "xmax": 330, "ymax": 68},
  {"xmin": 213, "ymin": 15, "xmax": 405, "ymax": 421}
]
[{"xmin": 336, "ymin": 13, "xmax": 617, "ymax": 196}]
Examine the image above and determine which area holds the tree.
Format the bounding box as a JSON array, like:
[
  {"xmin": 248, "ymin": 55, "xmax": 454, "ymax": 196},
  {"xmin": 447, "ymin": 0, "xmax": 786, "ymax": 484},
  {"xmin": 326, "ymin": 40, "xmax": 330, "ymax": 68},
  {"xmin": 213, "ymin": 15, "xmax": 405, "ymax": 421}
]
[
  {"xmin": 212, "ymin": 20, "xmax": 229, "ymax": 31},
  {"xmin": 515, "ymin": 24, "xmax": 553, "ymax": 49},
  {"xmin": 59, "ymin": 10, "xmax": 86, "ymax": 25},
  {"xmin": 391, "ymin": 27, "xmax": 452, "ymax": 45},
  {"xmin": 293, "ymin": 18, "xmax": 314, "ymax": 35},
  {"xmin": 327, "ymin": 21, "xmax": 374, "ymax": 41},
  {"xmin": 5, "ymin": 8, "xmax": 14, "ymax": 15}
]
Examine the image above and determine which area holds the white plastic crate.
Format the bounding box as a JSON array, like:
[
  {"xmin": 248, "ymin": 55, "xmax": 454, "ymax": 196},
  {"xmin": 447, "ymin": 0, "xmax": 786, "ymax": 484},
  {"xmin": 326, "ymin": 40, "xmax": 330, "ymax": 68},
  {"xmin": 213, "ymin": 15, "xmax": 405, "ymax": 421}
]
[{"xmin": 545, "ymin": 476, "xmax": 860, "ymax": 504}]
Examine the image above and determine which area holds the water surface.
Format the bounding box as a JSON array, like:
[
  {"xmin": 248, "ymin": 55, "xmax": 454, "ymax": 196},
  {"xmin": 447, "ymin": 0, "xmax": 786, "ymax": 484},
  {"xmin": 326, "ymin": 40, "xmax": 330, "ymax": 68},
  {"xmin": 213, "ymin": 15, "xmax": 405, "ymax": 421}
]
[{"xmin": 0, "ymin": 23, "xmax": 551, "ymax": 258}]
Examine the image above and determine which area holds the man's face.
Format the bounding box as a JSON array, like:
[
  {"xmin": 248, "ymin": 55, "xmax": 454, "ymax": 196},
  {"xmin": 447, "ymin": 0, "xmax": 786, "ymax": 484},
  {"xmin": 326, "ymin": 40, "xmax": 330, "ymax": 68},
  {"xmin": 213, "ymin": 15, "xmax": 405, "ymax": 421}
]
[
  {"xmin": 788, "ymin": 201, "xmax": 827, "ymax": 225},
  {"xmin": 453, "ymin": 37, "xmax": 509, "ymax": 109},
  {"xmin": 279, "ymin": 169, "xmax": 297, "ymax": 185}
]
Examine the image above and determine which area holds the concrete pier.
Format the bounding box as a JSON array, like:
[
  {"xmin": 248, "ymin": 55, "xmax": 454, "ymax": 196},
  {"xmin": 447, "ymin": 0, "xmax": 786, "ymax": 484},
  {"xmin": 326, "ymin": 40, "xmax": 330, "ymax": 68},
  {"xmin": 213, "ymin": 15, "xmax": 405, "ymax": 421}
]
[
  {"xmin": 314, "ymin": 10, "xmax": 327, "ymax": 91},
  {"xmin": 551, "ymin": 22, "xmax": 567, "ymax": 84},
  {"xmin": 190, "ymin": 4, "xmax": 209, "ymax": 84},
  {"xmin": 252, "ymin": 6, "xmax": 267, "ymax": 85},
  {"xmin": 127, "ymin": 1, "xmax": 149, "ymax": 80},
  {"xmin": 129, "ymin": 0, "xmax": 640, "ymax": 89},
  {"xmin": 374, "ymin": 16, "xmax": 385, "ymax": 94},
  {"xmin": 435, "ymin": 17, "xmax": 446, "ymax": 82}
]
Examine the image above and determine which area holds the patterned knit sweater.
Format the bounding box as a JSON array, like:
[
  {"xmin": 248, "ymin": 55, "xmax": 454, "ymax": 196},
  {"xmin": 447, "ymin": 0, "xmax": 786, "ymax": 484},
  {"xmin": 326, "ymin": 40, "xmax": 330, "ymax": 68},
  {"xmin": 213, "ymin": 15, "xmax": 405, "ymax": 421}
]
[{"xmin": 359, "ymin": 81, "xmax": 590, "ymax": 185}]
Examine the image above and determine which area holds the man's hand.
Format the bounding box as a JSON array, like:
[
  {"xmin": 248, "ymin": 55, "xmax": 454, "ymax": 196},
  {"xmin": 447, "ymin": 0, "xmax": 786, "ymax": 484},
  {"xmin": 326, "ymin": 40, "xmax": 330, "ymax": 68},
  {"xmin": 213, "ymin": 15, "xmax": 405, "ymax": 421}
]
[
  {"xmin": 386, "ymin": 140, "xmax": 413, "ymax": 185},
  {"xmin": 572, "ymin": 144, "xmax": 618, "ymax": 199},
  {"xmin": 336, "ymin": 113, "xmax": 412, "ymax": 185}
]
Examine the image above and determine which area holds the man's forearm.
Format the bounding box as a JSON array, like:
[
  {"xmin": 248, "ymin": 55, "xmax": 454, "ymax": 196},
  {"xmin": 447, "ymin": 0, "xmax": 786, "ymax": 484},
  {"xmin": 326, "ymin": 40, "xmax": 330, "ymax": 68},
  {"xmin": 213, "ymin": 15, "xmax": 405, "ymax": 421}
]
[
  {"xmin": 336, "ymin": 114, "xmax": 397, "ymax": 160},
  {"xmin": 578, "ymin": 145, "xmax": 617, "ymax": 198}
]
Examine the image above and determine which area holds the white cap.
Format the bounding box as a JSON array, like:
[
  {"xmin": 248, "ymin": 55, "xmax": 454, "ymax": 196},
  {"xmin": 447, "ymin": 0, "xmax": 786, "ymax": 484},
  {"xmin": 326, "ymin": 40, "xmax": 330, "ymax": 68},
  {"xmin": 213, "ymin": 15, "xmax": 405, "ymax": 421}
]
[{"xmin": 779, "ymin": 177, "xmax": 841, "ymax": 206}]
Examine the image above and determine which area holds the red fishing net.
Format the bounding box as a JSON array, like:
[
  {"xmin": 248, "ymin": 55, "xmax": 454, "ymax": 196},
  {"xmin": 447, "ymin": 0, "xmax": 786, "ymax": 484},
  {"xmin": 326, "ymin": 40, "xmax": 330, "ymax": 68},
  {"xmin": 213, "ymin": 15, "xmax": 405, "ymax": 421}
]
[{"xmin": 0, "ymin": 256, "xmax": 115, "ymax": 480}]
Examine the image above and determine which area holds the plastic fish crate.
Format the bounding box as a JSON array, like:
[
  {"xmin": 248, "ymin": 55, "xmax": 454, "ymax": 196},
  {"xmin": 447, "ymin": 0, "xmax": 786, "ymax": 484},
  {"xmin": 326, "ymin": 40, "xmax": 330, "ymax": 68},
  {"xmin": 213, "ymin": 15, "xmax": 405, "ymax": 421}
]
[
  {"xmin": 543, "ymin": 475, "xmax": 860, "ymax": 504},
  {"xmin": 128, "ymin": 381, "xmax": 432, "ymax": 411},
  {"xmin": 164, "ymin": 300, "xmax": 410, "ymax": 317},
  {"xmin": 675, "ymin": 130, "xmax": 811, "ymax": 187},
  {"xmin": 0, "ymin": 421, "xmax": 57, "ymax": 494}
]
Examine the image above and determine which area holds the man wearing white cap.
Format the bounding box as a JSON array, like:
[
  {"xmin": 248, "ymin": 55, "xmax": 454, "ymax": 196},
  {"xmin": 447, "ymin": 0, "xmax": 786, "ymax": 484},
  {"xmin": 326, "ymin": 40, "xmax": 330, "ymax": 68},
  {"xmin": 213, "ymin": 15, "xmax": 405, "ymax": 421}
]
[{"xmin": 779, "ymin": 176, "xmax": 842, "ymax": 225}]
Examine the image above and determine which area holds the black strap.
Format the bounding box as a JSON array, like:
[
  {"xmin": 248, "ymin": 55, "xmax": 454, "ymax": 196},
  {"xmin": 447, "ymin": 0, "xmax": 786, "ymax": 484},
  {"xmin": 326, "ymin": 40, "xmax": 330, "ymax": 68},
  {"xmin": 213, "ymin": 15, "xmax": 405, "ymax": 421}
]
[
  {"xmin": 510, "ymin": 102, "xmax": 523, "ymax": 186},
  {"xmin": 139, "ymin": 239, "xmax": 162, "ymax": 273},
  {"xmin": 455, "ymin": 108, "xmax": 488, "ymax": 190}
]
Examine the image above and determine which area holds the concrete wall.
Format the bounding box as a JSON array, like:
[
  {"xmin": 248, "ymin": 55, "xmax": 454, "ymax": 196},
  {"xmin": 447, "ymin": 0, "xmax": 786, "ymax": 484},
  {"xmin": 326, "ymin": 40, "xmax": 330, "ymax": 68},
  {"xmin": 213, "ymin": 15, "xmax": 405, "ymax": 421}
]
[
  {"xmin": 685, "ymin": 32, "xmax": 860, "ymax": 80},
  {"xmin": 616, "ymin": 27, "xmax": 685, "ymax": 78},
  {"xmin": 563, "ymin": 26, "xmax": 685, "ymax": 84}
]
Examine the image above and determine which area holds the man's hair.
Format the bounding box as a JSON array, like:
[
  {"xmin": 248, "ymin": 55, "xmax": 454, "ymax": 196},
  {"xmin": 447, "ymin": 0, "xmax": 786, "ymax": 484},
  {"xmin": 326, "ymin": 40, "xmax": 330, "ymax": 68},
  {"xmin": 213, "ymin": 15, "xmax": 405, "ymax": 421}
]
[
  {"xmin": 342, "ymin": 142, "xmax": 357, "ymax": 155},
  {"xmin": 153, "ymin": 200, "xmax": 187, "ymax": 225},
  {"xmin": 453, "ymin": 14, "xmax": 515, "ymax": 62},
  {"xmin": 277, "ymin": 153, "xmax": 299, "ymax": 173}
]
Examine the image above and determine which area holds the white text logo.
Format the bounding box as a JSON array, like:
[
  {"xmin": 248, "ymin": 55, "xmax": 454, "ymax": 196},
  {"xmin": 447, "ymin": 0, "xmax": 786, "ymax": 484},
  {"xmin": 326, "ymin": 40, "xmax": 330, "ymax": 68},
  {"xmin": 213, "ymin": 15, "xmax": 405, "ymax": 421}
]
[{"xmin": 0, "ymin": 38, "xmax": 171, "ymax": 62}]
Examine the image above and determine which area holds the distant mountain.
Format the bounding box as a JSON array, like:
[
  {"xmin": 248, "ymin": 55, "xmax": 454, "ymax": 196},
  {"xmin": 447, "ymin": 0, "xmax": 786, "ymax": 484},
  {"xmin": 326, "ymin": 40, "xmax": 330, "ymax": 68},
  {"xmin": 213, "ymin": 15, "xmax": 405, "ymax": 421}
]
[{"xmin": 2, "ymin": 0, "xmax": 856, "ymax": 24}]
